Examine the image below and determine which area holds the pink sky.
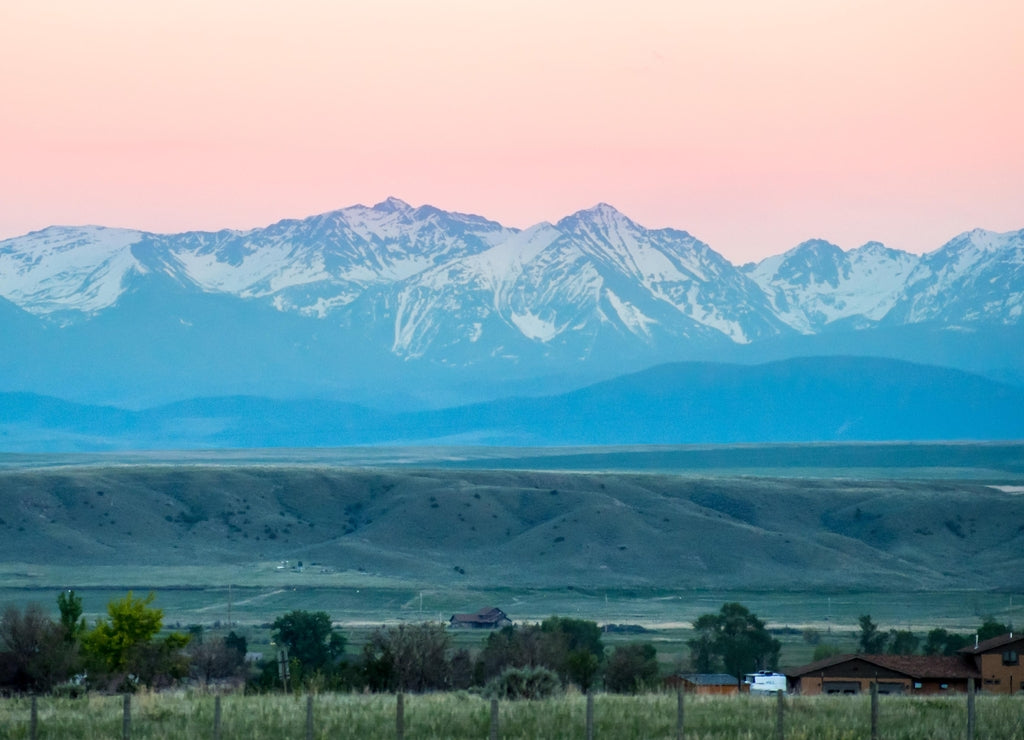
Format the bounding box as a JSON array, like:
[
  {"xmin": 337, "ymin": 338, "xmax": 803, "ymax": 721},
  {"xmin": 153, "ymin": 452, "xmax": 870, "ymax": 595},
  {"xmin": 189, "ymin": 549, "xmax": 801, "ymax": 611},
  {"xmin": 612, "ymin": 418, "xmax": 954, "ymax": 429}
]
[{"xmin": 1, "ymin": 0, "xmax": 1022, "ymax": 263}]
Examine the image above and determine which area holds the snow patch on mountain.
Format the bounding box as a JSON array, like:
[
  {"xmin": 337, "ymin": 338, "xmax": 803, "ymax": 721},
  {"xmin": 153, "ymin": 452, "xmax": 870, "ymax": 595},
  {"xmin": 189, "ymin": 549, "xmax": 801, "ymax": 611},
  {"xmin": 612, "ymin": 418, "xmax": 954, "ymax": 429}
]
[
  {"xmin": 745, "ymin": 239, "xmax": 918, "ymax": 332},
  {"xmin": 894, "ymin": 228, "xmax": 1024, "ymax": 324},
  {"xmin": 0, "ymin": 226, "xmax": 145, "ymax": 315},
  {"xmin": 510, "ymin": 310, "xmax": 561, "ymax": 342},
  {"xmin": 0, "ymin": 204, "xmax": 1021, "ymax": 369},
  {"xmin": 605, "ymin": 290, "xmax": 657, "ymax": 336}
]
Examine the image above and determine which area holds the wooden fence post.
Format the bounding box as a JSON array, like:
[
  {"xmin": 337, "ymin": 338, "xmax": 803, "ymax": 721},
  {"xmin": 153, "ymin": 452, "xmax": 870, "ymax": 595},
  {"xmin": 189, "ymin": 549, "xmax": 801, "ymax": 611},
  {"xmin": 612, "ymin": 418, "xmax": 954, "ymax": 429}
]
[
  {"xmin": 586, "ymin": 691, "xmax": 595, "ymax": 740},
  {"xmin": 489, "ymin": 698, "xmax": 499, "ymax": 740},
  {"xmin": 870, "ymin": 682, "xmax": 879, "ymax": 740},
  {"xmin": 122, "ymin": 693, "xmax": 131, "ymax": 740},
  {"xmin": 30, "ymin": 695, "xmax": 38, "ymax": 740},
  {"xmin": 775, "ymin": 689, "xmax": 784, "ymax": 740},
  {"xmin": 306, "ymin": 693, "xmax": 314, "ymax": 740},
  {"xmin": 676, "ymin": 689, "xmax": 684, "ymax": 740},
  {"xmin": 396, "ymin": 692, "xmax": 405, "ymax": 740},
  {"xmin": 967, "ymin": 678, "xmax": 976, "ymax": 740},
  {"xmin": 213, "ymin": 695, "xmax": 222, "ymax": 740}
]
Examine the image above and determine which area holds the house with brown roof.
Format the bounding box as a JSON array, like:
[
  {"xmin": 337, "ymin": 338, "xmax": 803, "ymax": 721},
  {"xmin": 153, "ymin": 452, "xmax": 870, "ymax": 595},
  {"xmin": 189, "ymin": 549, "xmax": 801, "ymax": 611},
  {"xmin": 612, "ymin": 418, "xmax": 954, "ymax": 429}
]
[
  {"xmin": 448, "ymin": 607, "xmax": 512, "ymax": 629},
  {"xmin": 785, "ymin": 653, "xmax": 980, "ymax": 695},
  {"xmin": 958, "ymin": 632, "xmax": 1024, "ymax": 695}
]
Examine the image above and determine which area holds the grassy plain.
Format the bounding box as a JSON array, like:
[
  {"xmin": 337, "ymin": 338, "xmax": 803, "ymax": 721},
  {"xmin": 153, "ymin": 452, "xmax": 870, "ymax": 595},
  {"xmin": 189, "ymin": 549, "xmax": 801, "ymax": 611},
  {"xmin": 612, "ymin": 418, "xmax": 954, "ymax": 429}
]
[
  {"xmin": 0, "ymin": 442, "xmax": 1022, "ymax": 669},
  {"xmin": 1, "ymin": 691, "xmax": 1022, "ymax": 739}
]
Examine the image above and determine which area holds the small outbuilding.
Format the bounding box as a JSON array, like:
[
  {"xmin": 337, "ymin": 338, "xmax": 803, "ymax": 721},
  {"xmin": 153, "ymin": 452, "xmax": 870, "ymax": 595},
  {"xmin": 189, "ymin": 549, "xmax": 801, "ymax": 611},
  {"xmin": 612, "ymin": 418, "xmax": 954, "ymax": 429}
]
[
  {"xmin": 664, "ymin": 673, "xmax": 742, "ymax": 695},
  {"xmin": 448, "ymin": 606, "xmax": 512, "ymax": 629}
]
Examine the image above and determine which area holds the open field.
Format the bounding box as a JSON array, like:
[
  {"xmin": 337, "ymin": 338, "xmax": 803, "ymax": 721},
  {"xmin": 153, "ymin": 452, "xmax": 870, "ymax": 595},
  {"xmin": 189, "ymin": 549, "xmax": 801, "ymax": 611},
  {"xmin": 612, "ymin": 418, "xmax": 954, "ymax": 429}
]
[
  {"xmin": 4, "ymin": 441, "xmax": 1024, "ymax": 479},
  {"xmin": 0, "ymin": 443, "xmax": 1021, "ymax": 670},
  {"xmin": 1, "ymin": 578, "xmax": 1019, "ymax": 635},
  {"xmin": 1, "ymin": 691, "xmax": 1022, "ymax": 740},
  {"xmin": 3, "ymin": 580, "xmax": 1019, "ymax": 669},
  {"xmin": 0, "ymin": 581, "xmax": 1014, "ymax": 669}
]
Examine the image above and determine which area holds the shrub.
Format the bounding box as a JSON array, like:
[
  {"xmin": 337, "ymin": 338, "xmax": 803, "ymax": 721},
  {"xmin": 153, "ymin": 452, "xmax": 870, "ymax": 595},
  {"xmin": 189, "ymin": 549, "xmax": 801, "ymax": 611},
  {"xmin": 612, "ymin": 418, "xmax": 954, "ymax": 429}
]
[
  {"xmin": 484, "ymin": 665, "xmax": 561, "ymax": 700},
  {"xmin": 604, "ymin": 643, "xmax": 659, "ymax": 693}
]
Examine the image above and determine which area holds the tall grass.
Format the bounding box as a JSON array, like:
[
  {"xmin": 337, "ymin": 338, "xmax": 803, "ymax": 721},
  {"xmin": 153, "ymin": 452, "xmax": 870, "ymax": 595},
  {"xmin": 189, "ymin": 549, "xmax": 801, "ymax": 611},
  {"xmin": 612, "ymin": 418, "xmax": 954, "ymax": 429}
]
[{"xmin": 1, "ymin": 691, "xmax": 1020, "ymax": 739}]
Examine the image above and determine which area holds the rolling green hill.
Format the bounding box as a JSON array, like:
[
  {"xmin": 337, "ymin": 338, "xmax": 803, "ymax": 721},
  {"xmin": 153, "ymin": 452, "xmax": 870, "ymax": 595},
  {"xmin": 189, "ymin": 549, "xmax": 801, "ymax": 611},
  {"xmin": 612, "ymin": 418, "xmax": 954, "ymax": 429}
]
[{"xmin": 1, "ymin": 465, "xmax": 1021, "ymax": 593}]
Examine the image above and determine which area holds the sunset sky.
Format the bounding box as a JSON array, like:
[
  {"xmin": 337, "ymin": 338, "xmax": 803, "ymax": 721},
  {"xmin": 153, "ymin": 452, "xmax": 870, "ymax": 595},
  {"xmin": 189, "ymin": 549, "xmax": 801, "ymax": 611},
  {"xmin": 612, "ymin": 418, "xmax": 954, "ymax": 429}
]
[{"xmin": 2, "ymin": 0, "xmax": 1021, "ymax": 263}]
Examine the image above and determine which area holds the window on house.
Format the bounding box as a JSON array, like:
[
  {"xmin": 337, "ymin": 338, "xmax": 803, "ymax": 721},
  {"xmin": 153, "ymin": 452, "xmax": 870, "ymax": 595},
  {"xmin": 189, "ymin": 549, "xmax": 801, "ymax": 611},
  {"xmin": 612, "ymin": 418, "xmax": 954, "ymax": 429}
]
[{"xmin": 1003, "ymin": 650, "xmax": 1019, "ymax": 666}]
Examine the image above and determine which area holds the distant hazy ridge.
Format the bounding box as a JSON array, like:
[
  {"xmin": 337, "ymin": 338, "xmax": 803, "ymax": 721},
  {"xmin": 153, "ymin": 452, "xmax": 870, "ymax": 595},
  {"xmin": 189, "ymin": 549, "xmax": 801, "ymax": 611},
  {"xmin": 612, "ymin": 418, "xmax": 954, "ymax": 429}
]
[{"xmin": 4, "ymin": 356, "xmax": 1024, "ymax": 451}]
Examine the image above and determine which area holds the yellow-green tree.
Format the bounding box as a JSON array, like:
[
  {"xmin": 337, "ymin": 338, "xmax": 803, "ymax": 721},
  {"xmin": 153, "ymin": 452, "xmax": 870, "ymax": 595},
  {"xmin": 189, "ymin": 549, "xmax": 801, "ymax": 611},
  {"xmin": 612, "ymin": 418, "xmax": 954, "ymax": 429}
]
[{"xmin": 82, "ymin": 591, "xmax": 189, "ymax": 689}]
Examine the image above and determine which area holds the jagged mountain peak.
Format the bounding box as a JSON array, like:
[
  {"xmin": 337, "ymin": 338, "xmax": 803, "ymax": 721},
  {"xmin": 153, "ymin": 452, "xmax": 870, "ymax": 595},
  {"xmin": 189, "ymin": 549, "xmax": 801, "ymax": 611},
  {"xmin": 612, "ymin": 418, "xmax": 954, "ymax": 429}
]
[
  {"xmin": 853, "ymin": 240, "xmax": 893, "ymax": 255},
  {"xmin": 557, "ymin": 202, "xmax": 638, "ymax": 231},
  {"xmin": 933, "ymin": 227, "xmax": 1024, "ymax": 257},
  {"xmin": 790, "ymin": 237, "xmax": 842, "ymax": 252},
  {"xmin": 886, "ymin": 227, "xmax": 1024, "ymax": 326},
  {"xmin": 743, "ymin": 236, "xmax": 923, "ymax": 334},
  {"xmin": 372, "ymin": 196, "xmax": 413, "ymax": 213},
  {"xmin": 772, "ymin": 239, "xmax": 846, "ymax": 287},
  {"xmin": 1, "ymin": 202, "xmax": 1022, "ymax": 376}
]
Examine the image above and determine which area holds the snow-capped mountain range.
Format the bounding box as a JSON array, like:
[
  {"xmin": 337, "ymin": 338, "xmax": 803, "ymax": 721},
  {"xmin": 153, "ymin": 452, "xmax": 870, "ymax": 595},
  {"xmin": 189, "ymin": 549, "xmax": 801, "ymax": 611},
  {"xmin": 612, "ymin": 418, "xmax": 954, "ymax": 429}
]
[
  {"xmin": 1, "ymin": 198, "xmax": 1022, "ymax": 407},
  {"xmin": 4, "ymin": 198, "xmax": 1022, "ymax": 340}
]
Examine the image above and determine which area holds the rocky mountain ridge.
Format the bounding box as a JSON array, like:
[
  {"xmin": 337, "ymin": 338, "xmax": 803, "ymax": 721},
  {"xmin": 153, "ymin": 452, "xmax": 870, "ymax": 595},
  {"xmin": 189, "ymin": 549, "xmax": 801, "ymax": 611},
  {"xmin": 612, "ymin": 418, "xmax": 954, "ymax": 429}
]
[
  {"xmin": 3, "ymin": 200, "xmax": 1021, "ymax": 349},
  {"xmin": 1, "ymin": 199, "xmax": 1022, "ymax": 407}
]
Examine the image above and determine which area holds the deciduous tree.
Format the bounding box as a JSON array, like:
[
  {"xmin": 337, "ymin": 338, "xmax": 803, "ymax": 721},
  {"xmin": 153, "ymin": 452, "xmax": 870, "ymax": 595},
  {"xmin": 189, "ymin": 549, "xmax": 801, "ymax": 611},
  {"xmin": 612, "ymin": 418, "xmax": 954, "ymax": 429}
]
[
  {"xmin": 0, "ymin": 603, "xmax": 75, "ymax": 692},
  {"xmin": 540, "ymin": 616, "xmax": 604, "ymax": 691},
  {"xmin": 604, "ymin": 642, "xmax": 660, "ymax": 693},
  {"xmin": 923, "ymin": 628, "xmax": 969, "ymax": 656},
  {"xmin": 887, "ymin": 629, "xmax": 920, "ymax": 655},
  {"xmin": 977, "ymin": 617, "xmax": 1010, "ymax": 642},
  {"xmin": 81, "ymin": 591, "xmax": 189, "ymax": 690},
  {"xmin": 363, "ymin": 622, "xmax": 452, "ymax": 692},
  {"xmin": 270, "ymin": 610, "xmax": 345, "ymax": 683},
  {"xmin": 688, "ymin": 603, "xmax": 780, "ymax": 678}
]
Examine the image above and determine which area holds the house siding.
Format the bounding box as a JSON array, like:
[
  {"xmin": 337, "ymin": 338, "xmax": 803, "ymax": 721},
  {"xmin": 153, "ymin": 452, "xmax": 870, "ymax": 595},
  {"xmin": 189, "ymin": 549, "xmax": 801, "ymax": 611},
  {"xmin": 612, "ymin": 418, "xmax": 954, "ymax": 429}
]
[
  {"xmin": 977, "ymin": 648, "xmax": 1022, "ymax": 694},
  {"xmin": 788, "ymin": 654, "xmax": 979, "ymax": 696},
  {"xmin": 961, "ymin": 634, "xmax": 1024, "ymax": 695}
]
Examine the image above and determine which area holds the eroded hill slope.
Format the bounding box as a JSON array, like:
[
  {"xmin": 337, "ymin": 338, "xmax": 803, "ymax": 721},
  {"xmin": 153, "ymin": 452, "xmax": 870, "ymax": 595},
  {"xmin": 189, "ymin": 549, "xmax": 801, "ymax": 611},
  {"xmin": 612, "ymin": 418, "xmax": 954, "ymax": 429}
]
[{"xmin": 1, "ymin": 467, "xmax": 1020, "ymax": 591}]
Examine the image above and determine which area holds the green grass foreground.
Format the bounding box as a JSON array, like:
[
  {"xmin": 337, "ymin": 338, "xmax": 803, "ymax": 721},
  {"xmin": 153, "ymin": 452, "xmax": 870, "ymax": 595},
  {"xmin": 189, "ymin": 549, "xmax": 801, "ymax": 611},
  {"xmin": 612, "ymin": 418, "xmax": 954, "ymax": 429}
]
[{"xmin": 1, "ymin": 691, "xmax": 1021, "ymax": 739}]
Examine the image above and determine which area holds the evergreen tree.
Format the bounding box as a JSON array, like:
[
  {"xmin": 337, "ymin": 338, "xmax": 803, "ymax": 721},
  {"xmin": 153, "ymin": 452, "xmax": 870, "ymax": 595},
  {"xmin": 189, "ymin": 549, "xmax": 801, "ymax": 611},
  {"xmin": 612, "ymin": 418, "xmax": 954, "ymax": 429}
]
[
  {"xmin": 57, "ymin": 590, "xmax": 85, "ymax": 643},
  {"xmin": 857, "ymin": 614, "xmax": 887, "ymax": 654}
]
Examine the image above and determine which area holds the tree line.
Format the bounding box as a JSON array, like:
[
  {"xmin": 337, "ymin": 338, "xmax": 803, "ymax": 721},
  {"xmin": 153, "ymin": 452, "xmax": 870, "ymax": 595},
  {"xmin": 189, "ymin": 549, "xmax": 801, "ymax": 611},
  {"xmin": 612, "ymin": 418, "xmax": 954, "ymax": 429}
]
[
  {"xmin": 3, "ymin": 592, "xmax": 1008, "ymax": 698},
  {"xmin": 251, "ymin": 611, "xmax": 662, "ymax": 697},
  {"xmin": 1, "ymin": 593, "xmax": 783, "ymax": 697},
  {"xmin": 244, "ymin": 602, "xmax": 781, "ymax": 697},
  {"xmin": 803, "ymin": 613, "xmax": 1014, "ymax": 661},
  {"xmin": 0, "ymin": 591, "xmax": 248, "ymax": 694}
]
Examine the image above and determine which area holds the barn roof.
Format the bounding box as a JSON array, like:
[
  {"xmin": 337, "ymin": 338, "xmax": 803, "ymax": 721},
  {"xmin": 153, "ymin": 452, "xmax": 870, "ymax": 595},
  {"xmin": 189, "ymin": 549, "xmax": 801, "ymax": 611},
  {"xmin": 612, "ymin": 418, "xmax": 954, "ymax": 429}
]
[
  {"xmin": 674, "ymin": 673, "xmax": 740, "ymax": 686},
  {"xmin": 958, "ymin": 632, "xmax": 1023, "ymax": 655},
  {"xmin": 450, "ymin": 606, "xmax": 509, "ymax": 624}
]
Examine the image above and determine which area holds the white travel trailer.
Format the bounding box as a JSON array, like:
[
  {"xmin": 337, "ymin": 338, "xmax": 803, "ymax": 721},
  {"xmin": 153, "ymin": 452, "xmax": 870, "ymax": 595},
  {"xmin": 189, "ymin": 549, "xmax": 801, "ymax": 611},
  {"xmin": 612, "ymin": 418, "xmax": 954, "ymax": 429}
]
[{"xmin": 744, "ymin": 671, "xmax": 788, "ymax": 694}]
